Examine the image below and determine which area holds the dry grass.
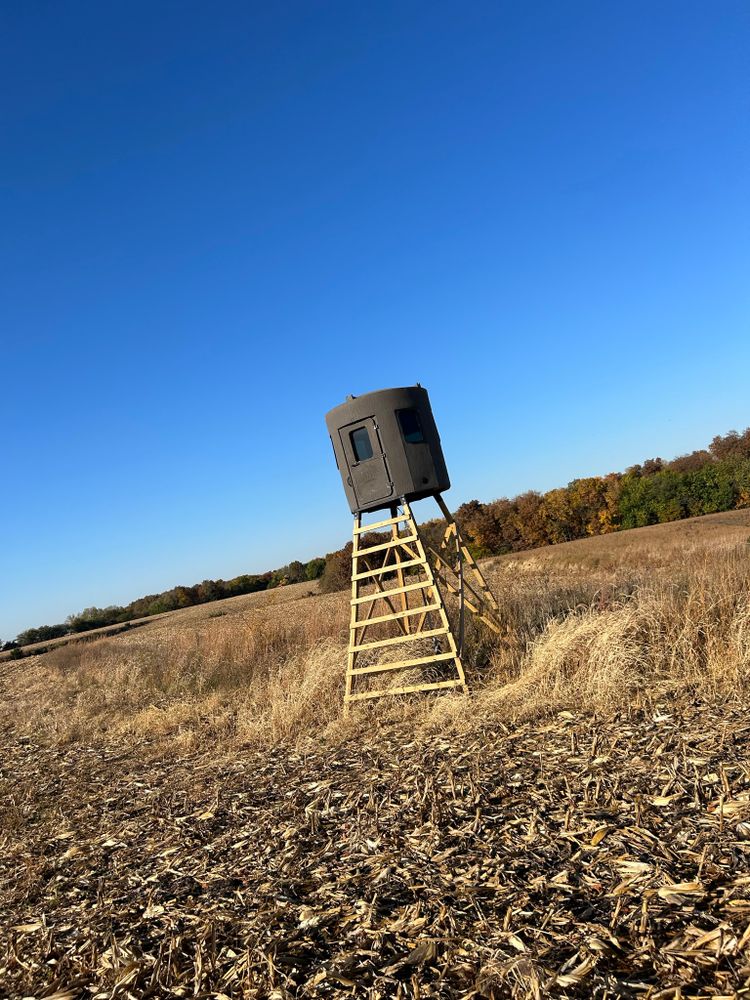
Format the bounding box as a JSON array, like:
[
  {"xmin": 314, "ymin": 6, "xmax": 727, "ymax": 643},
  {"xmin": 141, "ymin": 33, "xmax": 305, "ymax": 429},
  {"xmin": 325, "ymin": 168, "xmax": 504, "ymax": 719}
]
[
  {"xmin": 6, "ymin": 589, "xmax": 349, "ymax": 747},
  {"xmin": 466, "ymin": 544, "xmax": 750, "ymax": 722},
  {"xmin": 3, "ymin": 509, "xmax": 749, "ymax": 751}
]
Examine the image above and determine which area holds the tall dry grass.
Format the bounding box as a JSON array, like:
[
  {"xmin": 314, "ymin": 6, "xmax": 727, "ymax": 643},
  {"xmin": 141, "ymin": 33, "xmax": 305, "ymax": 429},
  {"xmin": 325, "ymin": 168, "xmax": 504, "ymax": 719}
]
[
  {"xmin": 453, "ymin": 542, "xmax": 750, "ymax": 728},
  {"xmin": 5, "ymin": 594, "xmax": 349, "ymax": 747},
  {"xmin": 4, "ymin": 531, "xmax": 749, "ymax": 750}
]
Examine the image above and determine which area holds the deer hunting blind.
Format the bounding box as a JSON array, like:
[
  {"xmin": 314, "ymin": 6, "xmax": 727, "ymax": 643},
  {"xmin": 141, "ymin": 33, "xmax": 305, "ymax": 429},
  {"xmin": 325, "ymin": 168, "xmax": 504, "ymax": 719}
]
[
  {"xmin": 326, "ymin": 386, "xmax": 450, "ymax": 514},
  {"xmin": 325, "ymin": 385, "xmax": 502, "ymax": 709}
]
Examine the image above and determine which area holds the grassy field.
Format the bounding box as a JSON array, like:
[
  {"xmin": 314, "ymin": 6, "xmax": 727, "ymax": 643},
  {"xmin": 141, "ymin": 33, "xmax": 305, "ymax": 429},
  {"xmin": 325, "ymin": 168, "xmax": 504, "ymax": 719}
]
[{"xmin": 2, "ymin": 509, "xmax": 750, "ymax": 997}]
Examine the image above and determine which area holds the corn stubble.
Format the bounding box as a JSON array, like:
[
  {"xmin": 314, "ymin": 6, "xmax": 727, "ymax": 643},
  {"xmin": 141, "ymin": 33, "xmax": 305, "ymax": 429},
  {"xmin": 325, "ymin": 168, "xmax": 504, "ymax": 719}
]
[{"xmin": 1, "ymin": 516, "xmax": 750, "ymax": 997}]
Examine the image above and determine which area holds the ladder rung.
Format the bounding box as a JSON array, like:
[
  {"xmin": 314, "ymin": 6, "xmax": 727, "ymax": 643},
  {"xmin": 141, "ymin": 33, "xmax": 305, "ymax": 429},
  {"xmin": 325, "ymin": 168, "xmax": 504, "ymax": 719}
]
[
  {"xmin": 353, "ymin": 513, "xmax": 407, "ymax": 533},
  {"xmin": 350, "ymin": 651, "xmax": 455, "ymax": 676},
  {"xmin": 353, "ymin": 603, "xmax": 440, "ymax": 628},
  {"xmin": 351, "ymin": 627, "xmax": 446, "ymax": 652},
  {"xmin": 353, "ymin": 558, "xmax": 423, "ymax": 581},
  {"xmin": 355, "ymin": 534, "xmax": 418, "ymax": 557},
  {"xmin": 346, "ymin": 679, "xmax": 464, "ymax": 701},
  {"xmin": 476, "ymin": 614, "xmax": 503, "ymax": 635},
  {"xmin": 351, "ymin": 580, "xmax": 433, "ymax": 605}
]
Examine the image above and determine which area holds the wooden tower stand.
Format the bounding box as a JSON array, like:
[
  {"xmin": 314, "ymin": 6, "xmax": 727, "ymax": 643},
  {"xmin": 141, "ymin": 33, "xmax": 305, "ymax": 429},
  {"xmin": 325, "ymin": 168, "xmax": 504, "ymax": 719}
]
[{"xmin": 345, "ymin": 497, "xmax": 502, "ymax": 709}]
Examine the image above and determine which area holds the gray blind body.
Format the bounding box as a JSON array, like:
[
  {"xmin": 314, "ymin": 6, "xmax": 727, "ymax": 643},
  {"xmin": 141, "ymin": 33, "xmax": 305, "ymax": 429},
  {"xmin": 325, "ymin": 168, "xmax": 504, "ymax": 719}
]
[{"xmin": 325, "ymin": 386, "xmax": 450, "ymax": 515}]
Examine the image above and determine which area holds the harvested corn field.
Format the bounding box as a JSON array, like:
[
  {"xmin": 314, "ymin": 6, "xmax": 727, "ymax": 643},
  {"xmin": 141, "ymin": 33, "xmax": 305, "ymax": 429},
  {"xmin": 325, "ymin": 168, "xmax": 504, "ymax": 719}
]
[
  {"xmin": 2, "ymin": 704, "xmax": 750, "ymax": 998},
  {"xmin": 2, "ymin": 511, "xmax": 750, "ymax": 998}
]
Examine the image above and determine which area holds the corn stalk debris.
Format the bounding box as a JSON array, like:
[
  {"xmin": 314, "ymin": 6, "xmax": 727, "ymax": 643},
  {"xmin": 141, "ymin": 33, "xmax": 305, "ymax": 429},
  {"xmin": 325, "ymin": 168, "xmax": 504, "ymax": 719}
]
[{"xmin": 1, "ymin": 703, "xmax": 750, "ymax": 998}]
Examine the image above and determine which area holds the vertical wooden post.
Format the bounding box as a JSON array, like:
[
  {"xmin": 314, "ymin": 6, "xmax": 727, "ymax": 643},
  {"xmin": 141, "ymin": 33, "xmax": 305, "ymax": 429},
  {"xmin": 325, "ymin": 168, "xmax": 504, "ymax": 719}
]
[
  {"xmin": 390, "ymin": 505, "xmax": 410, "ymax": 634},
  {"xmin": 344, "ymin": 512, "xmax": 361, "ymax": 713}
]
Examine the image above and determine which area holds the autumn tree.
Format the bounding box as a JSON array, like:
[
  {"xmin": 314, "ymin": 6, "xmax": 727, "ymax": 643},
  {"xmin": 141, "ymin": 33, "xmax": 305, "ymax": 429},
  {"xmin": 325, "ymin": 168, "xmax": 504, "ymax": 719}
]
[
  {"xmin": 455, "ymin": 500, "xmax": 501, "ymax": 556},
  {"xmin": 319, "ymin": 542, "xmax": 353, "ymax": 593},
  {"xmin": 513, "ymin": 491, "xmax": 547, "ymax": 549}
]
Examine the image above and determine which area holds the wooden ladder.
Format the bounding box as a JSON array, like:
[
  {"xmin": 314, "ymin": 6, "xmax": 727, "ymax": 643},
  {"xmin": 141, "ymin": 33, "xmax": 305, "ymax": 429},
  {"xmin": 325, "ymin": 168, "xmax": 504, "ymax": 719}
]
[{"xmin": 344, "ymin": 499, "xmax": 501, "ymax": 709}]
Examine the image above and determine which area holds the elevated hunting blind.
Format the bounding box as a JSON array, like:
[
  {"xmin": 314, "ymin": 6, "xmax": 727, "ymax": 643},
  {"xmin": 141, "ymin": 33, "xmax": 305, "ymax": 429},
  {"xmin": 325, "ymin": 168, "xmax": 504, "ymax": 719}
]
[
  {"xmin": 325, "ymin": 385, "xmax": 503, "ymax": 710},
  {"xmin": 325, "ymin": 386, "xmax": 450, "ymax": 515}
]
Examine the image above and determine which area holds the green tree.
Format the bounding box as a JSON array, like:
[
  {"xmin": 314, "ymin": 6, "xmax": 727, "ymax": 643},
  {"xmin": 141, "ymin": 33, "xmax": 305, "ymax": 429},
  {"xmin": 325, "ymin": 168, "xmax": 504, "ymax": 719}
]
[
  {"xmin": 618, "ymin": 473, "xmax": 658, "ymax": 528},
  {"xmin": 305, "ymin": 557, "xmax": 326, "ymax": 581},
  {"xmin": 651, "ymin": 469, "xmax": 687, "ymax": 523},
  {"xmin": 16, "ymin": 623, "xmax": 68, "ymax": 646},
  {"xmin": 66, "ymin": 606, "xmax": 126, "ymax": 632},
  {"xmin": 195, "ymin": 579, "xmax": 223, "ymax": 603}
]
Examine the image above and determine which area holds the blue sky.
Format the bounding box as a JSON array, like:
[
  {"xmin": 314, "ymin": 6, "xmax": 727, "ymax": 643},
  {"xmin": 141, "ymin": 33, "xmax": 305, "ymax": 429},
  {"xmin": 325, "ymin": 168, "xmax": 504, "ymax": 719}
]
[{"xmin": 2, "ymin": 2, "xmax": 748, "ymax": 639}]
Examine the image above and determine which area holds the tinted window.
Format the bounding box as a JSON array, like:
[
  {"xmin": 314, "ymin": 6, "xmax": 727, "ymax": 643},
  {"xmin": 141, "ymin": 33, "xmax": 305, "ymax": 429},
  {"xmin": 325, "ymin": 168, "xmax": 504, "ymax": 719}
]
[
  {"xmin": 398, "ymin": 408, "xmax": 425, "ymax": 444},
  {"xmin": 350, "ymin": 426, "xmax": 374, "ymax": 461}
]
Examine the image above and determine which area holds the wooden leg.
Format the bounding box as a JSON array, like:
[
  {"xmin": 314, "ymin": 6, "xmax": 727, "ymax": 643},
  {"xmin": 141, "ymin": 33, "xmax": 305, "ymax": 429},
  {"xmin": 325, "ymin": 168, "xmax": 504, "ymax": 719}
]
[{"xmin": 359, "ymin": 549, "xmax": 409, "ymax": 637}]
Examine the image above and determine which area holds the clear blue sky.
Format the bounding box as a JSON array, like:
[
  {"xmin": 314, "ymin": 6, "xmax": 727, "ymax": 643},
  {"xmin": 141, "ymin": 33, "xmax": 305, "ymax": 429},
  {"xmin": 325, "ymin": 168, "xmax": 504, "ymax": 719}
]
[{"xmin": 2, "ymin": 2, "xmax": 748, "ymax": 639}]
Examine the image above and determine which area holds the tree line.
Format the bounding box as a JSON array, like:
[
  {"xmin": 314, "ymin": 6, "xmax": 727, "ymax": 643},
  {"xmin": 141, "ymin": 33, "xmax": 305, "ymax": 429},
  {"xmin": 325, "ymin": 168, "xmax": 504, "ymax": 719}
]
[
  {"xmin": 443, "ymin": 427, "xmax": 750, "ymax": 558},
  {"xmin": 316, "ymin": 426, "xmax": 750, "ymax": 591},
  {"xmin": 5, "ymin": 426, "xmax": 749, "ymax": 652}
]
